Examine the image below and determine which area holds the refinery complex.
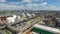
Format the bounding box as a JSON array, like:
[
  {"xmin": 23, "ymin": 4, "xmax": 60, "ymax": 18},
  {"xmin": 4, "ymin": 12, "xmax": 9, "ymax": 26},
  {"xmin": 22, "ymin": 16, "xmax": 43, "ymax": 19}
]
[{"xmin": 0, "ymin": 10, "xmax": 60, "ymax": 34}]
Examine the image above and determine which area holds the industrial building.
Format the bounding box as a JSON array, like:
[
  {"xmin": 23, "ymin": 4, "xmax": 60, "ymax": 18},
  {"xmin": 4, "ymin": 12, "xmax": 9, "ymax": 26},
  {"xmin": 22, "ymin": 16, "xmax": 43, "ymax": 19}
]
[{"xmin": 0, "ymin": 11, "xmax": 60, "ymax": 34}]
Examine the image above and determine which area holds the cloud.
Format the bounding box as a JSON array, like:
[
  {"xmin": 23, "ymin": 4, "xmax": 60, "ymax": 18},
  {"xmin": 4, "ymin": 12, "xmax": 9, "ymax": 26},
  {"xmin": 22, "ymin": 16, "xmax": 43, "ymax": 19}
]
[
  {"xmin": 0, "ymin": 3, "xmax": 60, "ymax": 10},
  {"xmin": 0, "ymin": 0, "xmax": 6, "ymax": 2},
  {"xmin": 42, "ymin": 2, "xmax": 47, "ymax": 5},
  {"xmin": 26, "ymin": 3, "xmax": 41, "ymax": 9},
  {"xmin": 40, "ymin": 4, "xmax": 60, "ymax": 10},
  {"xmin": 26, "ymin": 2, "xmax": 47, "ymax": 8},
  {"xmin": 22, "ymin": 0, "xmax": 39, "ymax": 2},
  {"xmin": 0, "ymin": 4, "xmax": 26, "ymax": 10},
  {"xmin": 9, "ymin": 2, "xmax": 20, "ymax": 5},
  {"xmin": 23, "ymin": 0, "xmax": 31, "ymax": 2},
  {"xmin": 47, "ymin": 5, "xmax": 60, "ymax": 10},
  {"xmin": 26, "ymin": 4, "xmax": 38, "ymax": 7},
  {"xmin": 0, "ymin": 0, "xmax": 60, "ymax": 10},
  {"xmin": 25, "ymin": 2, "xmax": 60, "ymax": 10},
  {"xmin": 41, "ymin": 0, "xmax": 45, "ymax": 2}
]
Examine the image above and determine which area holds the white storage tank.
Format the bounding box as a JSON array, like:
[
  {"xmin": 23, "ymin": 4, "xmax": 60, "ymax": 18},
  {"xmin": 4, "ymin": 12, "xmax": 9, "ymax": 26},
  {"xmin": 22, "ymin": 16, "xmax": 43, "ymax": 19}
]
[
  {"xmin": 12, "ymin": 15, "xmax": 17, "ymax": 19},
  {"xmin": 7, "ymin": 17, "xmax": 15, "ymax": 24},
  {"xmin": 32, "ymin": 14, "xmax": 35, "ymax": 17},
  {"xmin": 22, "ymin": 13, "xmax": 26, "ymax": 17},
  {"xmin": 27, "ymin": 13, "xmax": 32, "ymax": 18}
]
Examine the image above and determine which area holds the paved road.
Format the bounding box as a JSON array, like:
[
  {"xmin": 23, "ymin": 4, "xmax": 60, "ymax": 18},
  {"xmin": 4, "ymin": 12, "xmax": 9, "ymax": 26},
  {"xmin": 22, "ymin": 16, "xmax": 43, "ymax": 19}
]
[{"xmin": 22, "ymin": 16, "xmax": 44, "ymax": 34}]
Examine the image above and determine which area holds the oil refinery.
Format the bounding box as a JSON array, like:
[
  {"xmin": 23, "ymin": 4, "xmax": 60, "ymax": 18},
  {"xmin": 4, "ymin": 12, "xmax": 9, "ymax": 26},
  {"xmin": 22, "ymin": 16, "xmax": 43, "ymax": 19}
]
[{"xmin": 0, "ymin": 10, "xmax": 60, "ymax": 34}]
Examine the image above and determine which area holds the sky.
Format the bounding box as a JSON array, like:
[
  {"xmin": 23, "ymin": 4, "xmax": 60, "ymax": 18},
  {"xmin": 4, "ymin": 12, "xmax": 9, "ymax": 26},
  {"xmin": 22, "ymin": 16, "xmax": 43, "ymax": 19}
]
[{"xmin": 0, "ymin": 0, "xmax": 60, "ymax": 10}]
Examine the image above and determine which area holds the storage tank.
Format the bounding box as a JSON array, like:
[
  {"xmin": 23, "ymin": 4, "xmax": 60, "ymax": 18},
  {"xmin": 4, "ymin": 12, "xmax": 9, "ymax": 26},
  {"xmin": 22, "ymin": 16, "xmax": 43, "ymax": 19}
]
[
  {"xmin": 7, "ymin": 17, "xmax": 15, "ymax": 24},
  {"xmin": 12, "ymin": 15, "xmax": 17, "ymax": 19},
  {"xmin": 26, "ymin": 13, "xmax": 32, "ymax": 18}
]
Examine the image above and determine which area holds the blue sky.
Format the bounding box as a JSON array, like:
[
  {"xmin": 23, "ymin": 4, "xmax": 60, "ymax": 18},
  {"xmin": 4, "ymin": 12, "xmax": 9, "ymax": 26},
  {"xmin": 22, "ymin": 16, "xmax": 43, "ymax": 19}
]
[{"xmin": 0, "ymin": 0, "xmax": 60, "ymax": 10}]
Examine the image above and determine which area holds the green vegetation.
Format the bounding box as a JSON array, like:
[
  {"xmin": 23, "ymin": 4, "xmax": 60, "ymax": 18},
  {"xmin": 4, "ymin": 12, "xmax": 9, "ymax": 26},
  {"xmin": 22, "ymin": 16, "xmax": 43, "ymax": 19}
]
[
  {"xmin": 0, "ymin": 12, "xmax": 2, "ymax": 14},
  {"xmin": 4, "ymin": 29, "xmax": 10, "ymax": 34},
  {"xmin": 2, "ymin": 29, "xmax": 14, "ymax": 34}
]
